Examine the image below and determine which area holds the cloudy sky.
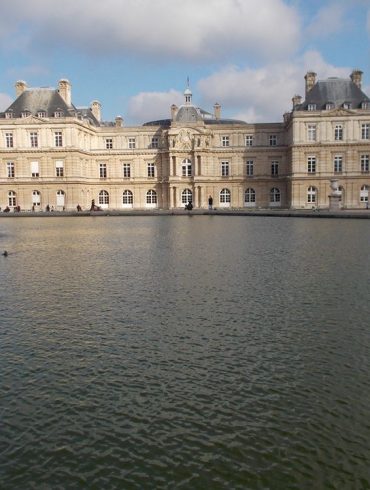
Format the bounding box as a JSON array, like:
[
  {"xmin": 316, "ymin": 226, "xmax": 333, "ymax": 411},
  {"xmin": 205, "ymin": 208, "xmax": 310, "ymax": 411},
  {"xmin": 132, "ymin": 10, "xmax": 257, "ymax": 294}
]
[{"xmin": 0, "ymin": 0, "xmax": 369, "ymax": 124}]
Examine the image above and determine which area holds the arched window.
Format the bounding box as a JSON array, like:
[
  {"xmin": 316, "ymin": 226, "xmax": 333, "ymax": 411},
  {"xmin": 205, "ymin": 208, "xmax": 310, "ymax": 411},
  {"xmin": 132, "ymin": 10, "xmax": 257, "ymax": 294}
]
[
  {"xmin": 360, "ymin": 185, "xmax": 369, "ymax": 202},
  {"xmin": 56, "ymin": 190, "xmax": 65, "ymax": 208},
  {"xmin": 8, "ymin": 191, "xmax": 16, "ymax": 207},
  {"xmin": 220, "ymin": 188, "xmax": 231, "ymax": 207},
  {"xmin": 32, "ymin": 190, "xmax": 41, "ymax": 208},
  {"xmin": 307, "ymin": 186, "xmax": 317, "ymax": 203},
  {"xmin": 181, "ymin": 189, "xmax": 193, "ymax": 204},
  {"xmin": 270, "ymin": 187, "xmax": 281, "ymax": 206},
  {"xmin": 244, "ymin": 188, "xmax": 256, "ymax": 207},
  {"xmin": 146, "ymin": 189, "xmax": 157, "ymax": 207},
  {"xmin": 98, "ymin": 190, "xmax": 109, "ymax": 207},
  {"xmin": 122, "ymin": 190, "xmax": 133, "ymax": 207},
  {"xmin": 182, "ymin": 159, "xmax": 192, "ymax": 177}
]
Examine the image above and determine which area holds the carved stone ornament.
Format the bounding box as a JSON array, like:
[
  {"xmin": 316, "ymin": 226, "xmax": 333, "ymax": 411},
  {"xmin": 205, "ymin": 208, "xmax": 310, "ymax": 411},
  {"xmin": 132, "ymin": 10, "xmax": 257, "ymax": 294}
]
[{"xmin": 175, "ymin": 129, "xmax": 193, "ymax": 150}]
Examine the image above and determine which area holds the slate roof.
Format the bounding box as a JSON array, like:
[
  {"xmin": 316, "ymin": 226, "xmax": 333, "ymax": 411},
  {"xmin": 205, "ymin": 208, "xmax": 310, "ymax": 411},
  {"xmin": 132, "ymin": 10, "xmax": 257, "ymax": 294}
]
[
  {"xmin": 297, "ymin": 78, "xmax": 370, "ymax": 110},
  {"xmin": 175, "ymin": 105, "xmax": 203, "ymax": 123},
  {"xmin": 0, "ymin": 87, "xmax": 100, "ymax": 126}
]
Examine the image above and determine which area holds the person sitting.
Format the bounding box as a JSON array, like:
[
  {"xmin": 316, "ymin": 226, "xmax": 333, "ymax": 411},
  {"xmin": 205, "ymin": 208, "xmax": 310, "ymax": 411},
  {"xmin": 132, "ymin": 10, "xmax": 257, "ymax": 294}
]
[
  {"xmin": 185, "ymin": 202, "xmax": 193, "ymax": 211},
  {"xmin": 3, "ymin": 206, "xmax": 10, "ymax": 213}
]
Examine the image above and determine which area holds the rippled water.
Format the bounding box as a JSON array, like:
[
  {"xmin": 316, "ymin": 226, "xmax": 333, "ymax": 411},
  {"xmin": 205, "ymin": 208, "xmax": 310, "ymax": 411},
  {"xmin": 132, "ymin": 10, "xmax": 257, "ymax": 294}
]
[{"xmin": 1, "ymin": 216, "xmax": 370, "ymax": 489}]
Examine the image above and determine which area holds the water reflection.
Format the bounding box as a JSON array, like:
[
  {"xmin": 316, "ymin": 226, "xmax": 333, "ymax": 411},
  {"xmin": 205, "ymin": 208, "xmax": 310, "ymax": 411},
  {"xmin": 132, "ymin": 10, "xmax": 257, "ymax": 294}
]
[{"xmin": 1, "ymin": 216, "xmax": 370, "ymax": 489}]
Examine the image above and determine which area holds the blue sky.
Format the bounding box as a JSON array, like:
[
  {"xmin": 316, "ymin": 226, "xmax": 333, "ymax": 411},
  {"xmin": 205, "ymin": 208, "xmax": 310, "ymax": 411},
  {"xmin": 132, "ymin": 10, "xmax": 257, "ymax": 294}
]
[{"xmin": 0, "ymin": 0, "xmax": 369, "ymax": 124}]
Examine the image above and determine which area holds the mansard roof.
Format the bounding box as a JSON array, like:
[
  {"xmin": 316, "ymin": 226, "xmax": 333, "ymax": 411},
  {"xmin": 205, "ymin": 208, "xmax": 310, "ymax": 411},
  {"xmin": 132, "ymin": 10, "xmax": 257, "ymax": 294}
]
[
  {"xmin": 298, "ymin": 77, "xmax": 370, "ymax": 111},
  {"xmin": 175, "ymin": 105, "xmax": 203, "ymax": 123},
  {"xmin": 0, "ymin": 87, "xmax": 100, "ymax": 126}
]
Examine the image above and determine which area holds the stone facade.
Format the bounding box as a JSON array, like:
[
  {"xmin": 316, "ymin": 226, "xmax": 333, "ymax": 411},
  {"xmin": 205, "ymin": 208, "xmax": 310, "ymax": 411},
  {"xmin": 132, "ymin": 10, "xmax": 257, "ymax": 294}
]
[{"xmin": 1, "ymin": 71, "xmax": 369, "ymax": 211}]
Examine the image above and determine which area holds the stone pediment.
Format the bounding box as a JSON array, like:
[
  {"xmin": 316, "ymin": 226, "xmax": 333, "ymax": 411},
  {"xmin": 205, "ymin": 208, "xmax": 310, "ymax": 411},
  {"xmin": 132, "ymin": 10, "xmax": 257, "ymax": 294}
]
[
  {"xmin": 169, "ymin": 127, "xmax": 213, "ymax": 150},
  {"xmin": 14, "ymin": 115, "xmax": 48, "ymax": 124},
  {"xmin": 326, "ymin": 108, "xmax": 355, "ymax": 117}
]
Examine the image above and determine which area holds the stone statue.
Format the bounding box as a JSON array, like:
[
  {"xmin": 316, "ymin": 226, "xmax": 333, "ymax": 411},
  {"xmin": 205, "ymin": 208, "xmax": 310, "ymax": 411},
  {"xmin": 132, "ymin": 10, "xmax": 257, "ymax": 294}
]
[{"xmin": 330, "ymin": 179, "xmax": 340, "ymax": 196}]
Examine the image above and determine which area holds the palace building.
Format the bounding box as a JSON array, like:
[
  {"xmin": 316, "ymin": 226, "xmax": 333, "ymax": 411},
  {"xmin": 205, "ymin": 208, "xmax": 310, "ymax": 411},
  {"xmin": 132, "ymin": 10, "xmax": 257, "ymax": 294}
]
[{"xmin": 0, "ymin": 70, "xmax": 369, "ymax": 211}]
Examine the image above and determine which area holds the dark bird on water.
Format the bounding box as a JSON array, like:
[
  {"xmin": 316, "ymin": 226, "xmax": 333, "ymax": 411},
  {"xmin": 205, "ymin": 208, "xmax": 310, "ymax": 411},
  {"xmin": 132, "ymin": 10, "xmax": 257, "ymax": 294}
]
[{"xmin": 2, "ymin": 251, "xmax": 8, "ymax": 256}]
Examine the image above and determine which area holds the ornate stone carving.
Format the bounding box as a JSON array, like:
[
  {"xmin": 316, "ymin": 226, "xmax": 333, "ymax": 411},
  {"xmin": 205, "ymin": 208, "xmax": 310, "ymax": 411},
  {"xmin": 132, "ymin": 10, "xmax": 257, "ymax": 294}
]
[{"xmin": 175, "ymin": 129, "xmax": 193, "ymax": 150}]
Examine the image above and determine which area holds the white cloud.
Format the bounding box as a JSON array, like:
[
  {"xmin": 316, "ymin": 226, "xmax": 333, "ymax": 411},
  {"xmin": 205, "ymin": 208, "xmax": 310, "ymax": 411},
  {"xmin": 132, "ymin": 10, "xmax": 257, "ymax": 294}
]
[
  {"xmin": 196, "ymin": 51, "xmax": 352, "ymax": 123},
  {"xmin": 0, "ymin": 93, "xmax": 13, "ymax": 111},
  {"xmin": 306, "ymin": 4, "xmax": 346, "ymax": 38},
  {"xmin": 127, "ymin": 90, "xmax": 183, "ymax": 124},
  {"xmin": 4, "ymin": 0, "xmax": 300, "ymax": 62}
]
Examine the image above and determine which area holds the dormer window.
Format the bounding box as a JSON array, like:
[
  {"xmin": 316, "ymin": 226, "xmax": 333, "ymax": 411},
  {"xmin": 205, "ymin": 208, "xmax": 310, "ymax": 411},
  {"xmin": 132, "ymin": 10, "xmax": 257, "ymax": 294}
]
[
  {"xmin": 37, "ymin": 111, "xmax": 47, "ymax": 118},
  {"xmin": 361, "ymin": 101, "xmax": 369, "ymax": 110},
  {"xmin": 5, "ymin": 110, "xmax": 13, "ymax": 119},
  {"xmin": 326, "ymin": 103, "xmax": 334, "ymax": 110},
  {"xmin": 343, "ymin": 102, "xmax": 351, "ymax": 110},
  {"xmin": 307, "ymin": 104, "xmax": 316, "ymax": 111},
  {"xmin": 21, "ymin": 111, "xmax": 31, "ymax": 118},
  {"xmin": 54, "ymin": 111, "xmax": 63, "ymax": 118}
]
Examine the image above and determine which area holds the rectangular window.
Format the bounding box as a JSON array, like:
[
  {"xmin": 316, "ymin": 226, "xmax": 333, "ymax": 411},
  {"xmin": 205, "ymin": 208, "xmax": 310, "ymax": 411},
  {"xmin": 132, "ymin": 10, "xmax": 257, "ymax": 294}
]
[
  {"xmin": 307, "ymin": 104, "xmax": 316, "ymax": 111},
  {"xmin": 128, "ymin": 137, "xmax": 136, "ymax": 149},
  {"xmin": 7, "ymin": 162, "xmax": 15, "ymax": 178},
  {"xmin": 361, "ymin": 154, "xmax": 369, "ymax": 173},
  {"xmin": 307, "ymin": 156, "xmax": 316, "ymax": 173},
  {"xmin": 334, "ymin": 155, "xmax": 343, "ymax": 173},
  {"xmin": 271, "ymin": 161, "xmax": 279, "ymax": 176},
  {"xmin": 245, "ymin": 135, "xmax": 253, "ymax": 146},
  {"xmin": 147, "ymin": 162, "xmax": 155, "ymax": 177},
  {"xmin": 221, "ymin": 136, "xmax": 230, "ymax": 147},
  {"xmin": 31, "ymin": 161, "xmax": 39, "ymax": 177},
  {"xmin": 221, "ymin": 160, "xmax": 229, "ymax": 177},
  {"xmin": 334, "ymin": 124, "xmax": 343, "ymax": 141},
  {"xmin": 246, "ymin": 160, "xmax": 254, "ymax": 176},
  {"xmin": 361, "ymin": 124, "xmax": 370, "ymax": 140},
  {"xmin": 151, "ymin": 137, "xmax": 159, "ymax": 148},
  {"xmin": 54, "ymin": 131, "xmax": 63, "ymax": 147},
  {"xmin": 269, "ymin": 134, "xmax": 277, "ymax": 146},
  {"xmin": 99, "ymin": 163, "xmax": 107, "ymax": 178},
  {"xmin": 5, "ymin": 132, "xmax": 13, "ymax": 148},
  {"xmin": 30, "ymin": 132, "xmax": 38, "ymax": 148},
  {"xmin": 181, "ymin": 161, "xmax": 192, "ymax": 177},
  {"xmin": 106, "ymin": 138, "xmax": 113, "ymax": 149},
  {"xmin": 123, "ymin": 163, "xmax": 131, "ymax": 178},
  {"xmin": 55, "ymin": 160, "xmax": 64, "ymax": 177},
  {"xmin": 307, "ymin": 124, "xmax": 317, "ymax": 142}
]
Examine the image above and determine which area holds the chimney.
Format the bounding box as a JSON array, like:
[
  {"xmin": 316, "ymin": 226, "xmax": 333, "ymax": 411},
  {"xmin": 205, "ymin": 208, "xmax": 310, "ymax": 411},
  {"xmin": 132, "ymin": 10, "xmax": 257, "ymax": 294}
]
[
  {"xmin": 91, "ymin": 100, "xmax": 101, "ymax": 122},
  {"xmin": 350, "ymin": 69, "xmax": 363, "ymax": 89},
  {"xmin": 58, "ymin": 79, "xmax": 72, "ymax": 106},
  {"xmin": 292, "ymin": 95, "xmax": 302, "ymax": 110},
  {"xmin": 214, "ymin": 103, "xmax": 221, "ymax": 120},
  {"xmin": 115, "ymin": 116, "xmax": 123, "ymax": 127},
  {"xmin": 171, "ymin": 104, "xmax": 178, "ymax": 120},
  {"xmin": 304, "ymin": 71, "xmax": 317, "ymax": 96},
  {"xmin": 15, "ymin": 80, "xmax": 27, "ymax": 98}
]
